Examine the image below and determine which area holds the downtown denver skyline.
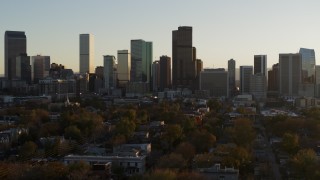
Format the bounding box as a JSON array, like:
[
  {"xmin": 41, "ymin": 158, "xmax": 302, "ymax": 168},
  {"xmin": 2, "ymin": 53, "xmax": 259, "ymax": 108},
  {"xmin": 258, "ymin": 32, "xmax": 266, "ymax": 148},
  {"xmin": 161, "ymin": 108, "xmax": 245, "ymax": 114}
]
[{"xmin": 1, "ymin": 0, "xmax": 320, "ymax": 74}]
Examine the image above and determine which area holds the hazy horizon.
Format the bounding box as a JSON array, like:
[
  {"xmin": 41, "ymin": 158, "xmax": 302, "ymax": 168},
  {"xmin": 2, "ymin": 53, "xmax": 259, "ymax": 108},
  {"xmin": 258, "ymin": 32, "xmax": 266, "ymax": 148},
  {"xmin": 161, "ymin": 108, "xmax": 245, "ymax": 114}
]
[{"xmin": 1, "ymin": 0, "xmax": 320, "ymax": 74}]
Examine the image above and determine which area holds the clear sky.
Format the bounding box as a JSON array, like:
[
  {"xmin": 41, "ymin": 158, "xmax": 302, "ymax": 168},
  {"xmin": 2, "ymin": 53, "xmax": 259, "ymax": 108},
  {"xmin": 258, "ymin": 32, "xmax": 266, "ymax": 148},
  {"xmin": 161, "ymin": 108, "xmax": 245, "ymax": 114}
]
[{"xmin": 1, "ymin": 0, "xmax": 320, "ymax": 74}]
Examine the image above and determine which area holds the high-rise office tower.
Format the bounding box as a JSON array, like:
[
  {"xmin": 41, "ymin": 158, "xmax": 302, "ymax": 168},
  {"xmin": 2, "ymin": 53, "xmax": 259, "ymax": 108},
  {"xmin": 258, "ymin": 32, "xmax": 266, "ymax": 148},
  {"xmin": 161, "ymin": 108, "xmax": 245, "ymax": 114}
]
[
  {"xmin": 152, "ymin": 61, "xmax": 160, "ymax": 91},
  {"xmin": 240, "ymin": 66, "xmax": 253, "ymax": 94},
  {"xmin": 199, "ymin": 69, "xmax": 229, "ymax": 98},
  {"xmin": 15, "ymin": 53, "xmax": 31, "ymax": 84},
  {"xmin": 130, "ymin": 40, "xmax": 153, "ymax": 83},
  {"xmin": 315, "ymin": 65, "xmax": 320, "ymax": 97},
  {"xmin": 172, "ymin": 26, "xmax": 197, "ymax": 90},
  {"xmin": 268, "ymin": 63, "xmax": 279, "ymax": 92},
  {"xmin": 95, "ymin": 66, "xmax": 104, "ymax": 79},
  {"xmin": 196, "ymin": 59, "xmax": 203, "ymax": 76},
  {"xmin": 117, "ymin": 50, "xmax": 131, "ymax": 85},
  {"xmin": 254, "ymin": 55, "xmax": 267, "ymax": 76},
  {"xmin": 31, "ymin": 55, "xmax": 50, "ymax": 83},
  {"xmin": 250, "ymin": 73, "xmax": 267, "ymax": 101},
  {"xmin": 160, "ymin": 55, "xmax": 172, "ymax": 91},
  {"xmin": 228, "ymin": 59, "xmax": 236, "ymax": 96},
  {"xmin": 79, "ymin": 34, "xmax": 94, "ymax": 74},
  {"xmin": 299, "ymin": 48, "xmax": 315, "ymax": 83},
  {"xmin": 298, "ymin": 48, "xmax": 315, "ymax": 97},
  {"xmin": 5, "ymin": 31, "xmax": 27, "ymax": 80},
  {"xmin": 104, "ymin": 55, "xmax": 116, "ymax": 89},
  {"xmin": 279, "ymin": 53, "xmax": 301, "ymax": 96}
]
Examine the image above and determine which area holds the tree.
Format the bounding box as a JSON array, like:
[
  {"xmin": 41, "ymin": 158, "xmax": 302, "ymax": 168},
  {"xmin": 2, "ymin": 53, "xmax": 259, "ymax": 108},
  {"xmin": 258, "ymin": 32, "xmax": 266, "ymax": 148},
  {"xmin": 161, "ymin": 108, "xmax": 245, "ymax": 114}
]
[
  {"xmin": 68, "ymin": 161, "xmax": 91, "ymax": 179},
  {"xmin": 162, "ymin": 124, "xmax": 183, "ymax": 150},
  {"xmin": 226, "ymin": 118, "xmax": 256, "ymax": 147},
  {"xmin": 189, "ymin": 130, "xmax": 216, "ymax": 153},
  {"xmin": 157, "ymin": 153, "xmax": 187, "ymax": 170},
  {"xmin": 291, "ymin": 149, "xmax": 320, "ymax": 179},
  {"xmin": 281, "ymin": 133, "xmax": 299, "ymax": 155},
  {"xmin": 193, "ymin": 153, "xmax": 215, "ymax": 168},
  {"xmin": 110, "ymin": 134, "xmax": 126, "ymax": 146},
  {"xmin": 64, "ymin": 125, "xmax": 82, "ymax": 142},
  {"xmin": 19, "ymin": 141, "xmax": 37, "ymax": 160},
  {"xmin": 207, "ymin": 99, "xmax": 222, "ymax": 113},
  {"xmin": 177, "ymin": 172, "xmax": 206, "ymax": 180},
  {"xmin": 144, "ymin": 169, "xmax": 177, "ymax": 180},
  {"xmin": 115, "ymin": 118, "xmax": 136, "ymax": 139},
  {"xmin": 175, "ymin": 142, "xmax": 196, "ymax": 160}
]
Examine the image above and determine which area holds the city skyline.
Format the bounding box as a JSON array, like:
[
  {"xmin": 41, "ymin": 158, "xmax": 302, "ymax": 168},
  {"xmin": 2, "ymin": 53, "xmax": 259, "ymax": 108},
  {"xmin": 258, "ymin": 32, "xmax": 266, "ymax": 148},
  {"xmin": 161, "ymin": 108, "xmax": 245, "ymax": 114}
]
[{"xmin": 1, "ymin": 1, "xmax": 320, "ymax": 75}]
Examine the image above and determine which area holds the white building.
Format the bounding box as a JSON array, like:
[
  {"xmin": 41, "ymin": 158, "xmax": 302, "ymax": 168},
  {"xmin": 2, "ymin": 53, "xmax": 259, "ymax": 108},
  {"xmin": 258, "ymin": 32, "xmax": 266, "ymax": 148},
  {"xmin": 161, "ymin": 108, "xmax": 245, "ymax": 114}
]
[
  {"xmin": 117, "ymin": 50, "xmax": 131, "ymax": 86},
  {"xmin": 64, "ymin": 154, "xmax": 146, "ymax": 175},
  {"xmin": 80, "ymin": 34, "xmax": 94, "ymax": 74}
]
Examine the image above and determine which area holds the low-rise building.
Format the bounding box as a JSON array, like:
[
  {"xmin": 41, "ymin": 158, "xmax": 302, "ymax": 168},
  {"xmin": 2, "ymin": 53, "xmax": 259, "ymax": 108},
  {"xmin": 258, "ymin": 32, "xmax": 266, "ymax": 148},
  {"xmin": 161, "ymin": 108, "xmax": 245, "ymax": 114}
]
[
  {"xmin": 64, "ymin": 154, "xmax": 146, "ymax": 175},
  {"xmin": 197, "ymin": 163, "xmax": 239, "ymax": 180}
]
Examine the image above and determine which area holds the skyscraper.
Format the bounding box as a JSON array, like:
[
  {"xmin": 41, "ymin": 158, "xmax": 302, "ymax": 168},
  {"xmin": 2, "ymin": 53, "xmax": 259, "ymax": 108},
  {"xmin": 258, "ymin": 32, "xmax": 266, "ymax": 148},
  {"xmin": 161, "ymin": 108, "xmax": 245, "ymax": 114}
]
[
  {"xmin": 159, "ymin": 55, "xmax": 172, "ymax": 91},
  {"xmin": 130, "ymin": 40, "xmax": 153, "ymax": 83},
  {"xmin": 240, "ymin": 66, "xmax": 253, "ymax": 94},
  {"xmin": 250, "ymin": 73, "xmax": 267, "ymax": 101},
  {"xmin": 199, "ymin": 69, "xmax": 229, "ymax": 98},
  {"xmin": 152, "ymin": 61, "xmax": 160, "ymax": 91},
  {"xmin": 103, "ymin": 55, "xmax": 116, "ymax": 90},
  {"xmin": 79, "ymin": 34, "xmax": 94, "ymax": 74},
  {"xmin": 315, "ymin": 65, "xmax": 320, "ymax": 97},
  {"xmin": 172, "ymin": 26, "xmax": 197, "ymax": 90},
  {"xmin": 279, "ymin": 53, "xmax": 301, "ymax": 96},
  {"xmin": 254, "ymin": 55, "xmax": 267, "ymax": 77},
  {"xmin": 268, "ymin": 63, "xmax": 279, "ymax": 92},
  {"xmin": 117, "ymin": 50, "xmax": 131, "ymax": 86},
  {"xmin": 299, "ymin": 48, "xmax": 315, "ymax": 83},
  {"xmin": 228, "ymin": 59, "xmax": 236, "ymax": 96},
  {"xmin": 4, "ymin": 31, "xmax": 27, "ymax": 80},
  {"xmin": 16, "ymin": 53, "xmax": 31, "ymax": 84},
  {"xmin": 31, "ymin": 55, "xmax": 50, "ymax": 83},
  {"xmin": 298, "ymin": 48, "xmax": 315, "ymax": 97}
]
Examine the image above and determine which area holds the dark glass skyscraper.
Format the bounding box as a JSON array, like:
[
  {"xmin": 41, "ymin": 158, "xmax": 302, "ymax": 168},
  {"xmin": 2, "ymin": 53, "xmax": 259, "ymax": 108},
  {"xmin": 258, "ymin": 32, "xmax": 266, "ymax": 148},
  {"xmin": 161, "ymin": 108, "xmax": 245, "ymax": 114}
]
[
  {"xmin": 159, "ymin": 55, "xmax": 171, "ymax": 90},
  {"xmin": 5, "ymin": 31, "xmax": 27, "ymax": 80},
  {"xmin": 172, "ymin": 26, "xmax": 197, "ymax": 90},
  {"xmin": 228, "ymin": 59, "xmax": 236, "ymax": 96},
  {"xmin": 299, "ymin": 48, "xmax": 315, "ymax": 83},
  {"xmin": 240, "ymin": 66, "xmax": 253, "ymax": 94},
  {"xmin": 254, "ymin": 55, "xmax": 267, "ymax": 76}
]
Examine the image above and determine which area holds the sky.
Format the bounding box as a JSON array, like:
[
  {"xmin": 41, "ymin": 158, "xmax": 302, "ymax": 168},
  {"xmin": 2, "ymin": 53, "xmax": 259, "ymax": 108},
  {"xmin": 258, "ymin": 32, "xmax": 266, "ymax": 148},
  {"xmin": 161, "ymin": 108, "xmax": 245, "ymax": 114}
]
[{"xmin": 1, "ymin": 0, "xmax": 320, "ymax": 74}]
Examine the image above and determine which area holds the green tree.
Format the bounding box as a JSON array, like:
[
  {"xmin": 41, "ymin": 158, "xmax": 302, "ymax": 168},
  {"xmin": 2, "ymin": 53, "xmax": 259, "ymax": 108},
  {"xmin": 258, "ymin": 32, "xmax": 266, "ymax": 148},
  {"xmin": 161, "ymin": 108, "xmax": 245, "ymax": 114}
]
[
  {"xmin": 291, "ymin": 149, "xmax": 320, "ymax": 179},
  {"xmin": 226, "ymin": 118, "xmax": 256, "ymax": 147},
  {"xmin": 162, "ymin": 124, "xmax": 183, "ymax": 150},
  {"xmin": 64, "ymin": 125, "xmax": 82, "ymax": 142},
  {"xmin": 281, "ymin": 133, "xmax": 299, "ymax": 155},
  {"xmin": 115, "ymin": 118, "xmax": 136, "ymax": 139}
]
